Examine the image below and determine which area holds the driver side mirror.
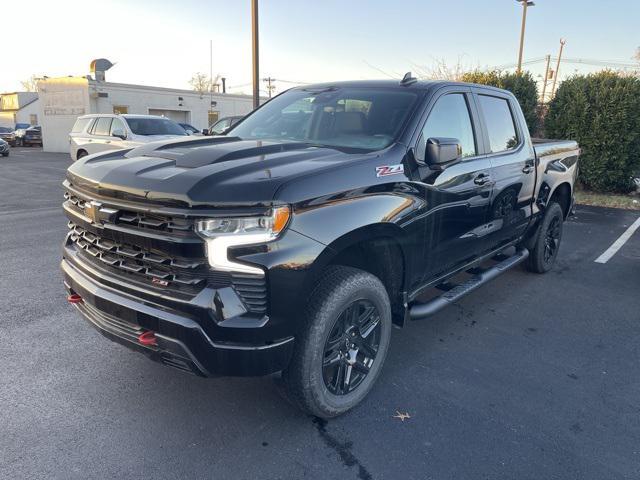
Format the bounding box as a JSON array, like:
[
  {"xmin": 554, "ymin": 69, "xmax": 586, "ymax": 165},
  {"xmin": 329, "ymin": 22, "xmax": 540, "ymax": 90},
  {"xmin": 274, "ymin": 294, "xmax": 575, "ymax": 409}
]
[
  {"xmin": 202, "ymin": 129, "xmax": 209, "ymax": 136},
  {"xmin": 419, "ymin": 137, "xmax": 462, "ymax": 170},
  {"xmin": 112, "ymin": 129, "xmax": 127, "ymax": 140}
]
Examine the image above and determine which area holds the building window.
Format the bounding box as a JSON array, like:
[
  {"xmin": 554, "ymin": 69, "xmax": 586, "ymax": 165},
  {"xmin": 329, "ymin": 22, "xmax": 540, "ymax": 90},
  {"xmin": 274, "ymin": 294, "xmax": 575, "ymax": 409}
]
[
  {"xmin": 29, "ymin": 114, "xmax": 38, "ymax": 125},
  {"xmin": 113, "ymin": 106, "xmax": 129, "ymax": 114},
  {"xmin": 208, "ymin": 110, "xmax": 219, "ymax": 127}
]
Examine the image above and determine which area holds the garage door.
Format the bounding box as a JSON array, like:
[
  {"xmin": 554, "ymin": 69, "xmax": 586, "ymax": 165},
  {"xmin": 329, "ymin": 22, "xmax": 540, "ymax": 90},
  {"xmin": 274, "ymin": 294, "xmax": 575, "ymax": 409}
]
[{"xmin": 148, "ymin": 109, "xmax": 189, "ymax": 124}]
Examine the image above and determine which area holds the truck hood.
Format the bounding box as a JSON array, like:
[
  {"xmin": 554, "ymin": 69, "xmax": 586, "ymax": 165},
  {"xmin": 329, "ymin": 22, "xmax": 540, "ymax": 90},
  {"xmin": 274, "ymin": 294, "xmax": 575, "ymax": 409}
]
[{"xmin": 67, "ymin": 137, "xmax": 373, "ymax": 207}]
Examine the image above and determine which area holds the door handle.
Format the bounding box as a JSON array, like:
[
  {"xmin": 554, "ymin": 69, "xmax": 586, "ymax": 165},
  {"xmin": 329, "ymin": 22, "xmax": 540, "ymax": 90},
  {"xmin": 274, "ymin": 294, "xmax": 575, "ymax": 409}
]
[
  {"xmin": 522, "ymin": 165, "xmax": 534, "ymax": 174},
  {"xmin": 105, "ymin": 140, "xmax": 111, "ymax": 144},
  {"xmin": 474, "ymin": 173, "xmax": 491, "ymax": 186}
]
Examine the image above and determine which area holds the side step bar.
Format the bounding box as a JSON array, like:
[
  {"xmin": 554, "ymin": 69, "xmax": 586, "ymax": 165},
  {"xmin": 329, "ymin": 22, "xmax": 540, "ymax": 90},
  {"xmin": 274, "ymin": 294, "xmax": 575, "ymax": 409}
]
[{"xmin": 409, "ymin": 248, "xmax": 529, "ymax": 320}]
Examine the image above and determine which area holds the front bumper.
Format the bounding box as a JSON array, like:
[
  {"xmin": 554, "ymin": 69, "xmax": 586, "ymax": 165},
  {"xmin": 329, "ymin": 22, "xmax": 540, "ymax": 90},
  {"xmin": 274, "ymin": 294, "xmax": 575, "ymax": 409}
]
[{"xmin": 62, "ymin": 257, "xmax": 295, "ymax": 377}]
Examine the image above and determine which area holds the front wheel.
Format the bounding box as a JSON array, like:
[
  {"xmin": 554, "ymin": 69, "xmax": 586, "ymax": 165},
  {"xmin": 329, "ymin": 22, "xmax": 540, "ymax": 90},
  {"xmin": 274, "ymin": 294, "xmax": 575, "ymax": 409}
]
[
  {"xmin": 282, "ymin": 266, "xmax": 392, "ymax": 418},
  {"xmin": 526, "ymin": 201, "xmax": 564, "ymax": 273}
]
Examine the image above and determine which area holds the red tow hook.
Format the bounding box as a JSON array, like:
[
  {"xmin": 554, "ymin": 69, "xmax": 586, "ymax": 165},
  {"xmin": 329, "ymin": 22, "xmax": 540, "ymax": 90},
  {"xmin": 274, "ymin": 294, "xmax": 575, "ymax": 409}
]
[
  {"xmin": 67, "ymin": 294, "xmax": 83, "ymax": 304},
  {"xmin": 138, "ymin": 330, "xmax": 158, "ymax": 347}
]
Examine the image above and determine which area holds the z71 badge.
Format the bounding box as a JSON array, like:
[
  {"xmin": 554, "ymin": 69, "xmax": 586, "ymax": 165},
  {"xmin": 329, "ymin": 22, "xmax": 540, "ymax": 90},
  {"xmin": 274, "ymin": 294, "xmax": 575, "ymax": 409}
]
[{"xmin": 375, "ymin": 164, "xmax": 404, "ymax": 177}]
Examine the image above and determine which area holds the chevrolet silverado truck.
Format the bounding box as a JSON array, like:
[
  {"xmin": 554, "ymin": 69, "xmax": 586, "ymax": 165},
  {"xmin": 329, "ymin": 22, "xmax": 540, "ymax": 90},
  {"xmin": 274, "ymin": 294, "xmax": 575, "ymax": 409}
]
[{"xmin": 62, "ymin": 76, "xmax": 579, "ymax": 417}]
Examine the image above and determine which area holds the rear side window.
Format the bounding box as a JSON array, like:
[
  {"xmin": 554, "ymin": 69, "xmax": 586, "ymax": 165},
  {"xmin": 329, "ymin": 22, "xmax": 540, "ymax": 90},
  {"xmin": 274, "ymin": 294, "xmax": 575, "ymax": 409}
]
[
  {"xmin": 71, "ymin": 118, "xmax": 92, "ymax": 133},
  {"xmin": 419, "ymin": 93, "xmax": 477, "ymax": 158},
  {"xmin": 477, "ymin": 95, "xmax": 519, "ymax": 153},
  {"xmin": 93, "ymin": 117, "xmax": 112, "ymax": 136}
]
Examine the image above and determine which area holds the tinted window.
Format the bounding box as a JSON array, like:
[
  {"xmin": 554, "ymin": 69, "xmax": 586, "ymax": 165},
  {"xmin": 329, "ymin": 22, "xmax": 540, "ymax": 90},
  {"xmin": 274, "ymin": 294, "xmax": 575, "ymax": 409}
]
[
  {"xmin": 71, "ymin": 118, "xmax": 92, "ymax": 133},
  {"xmin": 478, "ymin": 95, "xmax": 519, "ymax": 153},
  {"xmin": 125, "ymin": 117, "xmax": 187, "ymax": 136},
  {"xmin": 0, "ymin": 127, "xmax": 12, "ymax": 133},
  {"xmin": 93, "ymin": 117, "xmax": 112, "ymax": 136},
  {"xmin": 419, "ymin": 93, "xmax": 476, "ymax": 158},
  {"xmin": 231, "ymin": 87, "xmax": 419, "ymax": 151},
  {"xmin": 110, "ymin": 118, "xmax": 126, "ymax": 136}
]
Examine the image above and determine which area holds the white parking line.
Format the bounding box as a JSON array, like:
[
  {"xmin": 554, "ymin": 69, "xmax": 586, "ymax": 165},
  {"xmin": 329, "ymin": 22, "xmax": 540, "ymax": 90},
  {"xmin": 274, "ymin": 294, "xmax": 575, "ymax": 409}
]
[{"xmin": 595, "ymin": 215, "xmax": 640, "ymax": 264}]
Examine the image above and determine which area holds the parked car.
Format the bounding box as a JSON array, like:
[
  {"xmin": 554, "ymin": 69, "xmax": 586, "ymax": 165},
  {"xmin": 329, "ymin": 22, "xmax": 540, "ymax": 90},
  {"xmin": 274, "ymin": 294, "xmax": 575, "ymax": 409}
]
[
  {"xmin": 17, "ymin": 126, "xmax": 42, "ymax": 147},
  {"xmin": 178, "ymin": 123, "xmax": 202, "ymax": 136},
  {"xmin": 13, "ymin": 123, "xmax": 32, "ymax": 145},
  {"xmin": 69, "ymin": 114, "xmax": 188, "ymax": 161},
  {"xmin": 61, "ymin": 78, "xmax": 579, "ymax": 417},
  {"xmin": 208, "ymin": 115, "xmax": 243, "ymax": 135},
  {"xmin": 0, "ymin": 127, "xmax": 16, "ymax": 146},
  {"xmin": 0, "ymin": 138, "xmax": 9, "ymax": 157}
]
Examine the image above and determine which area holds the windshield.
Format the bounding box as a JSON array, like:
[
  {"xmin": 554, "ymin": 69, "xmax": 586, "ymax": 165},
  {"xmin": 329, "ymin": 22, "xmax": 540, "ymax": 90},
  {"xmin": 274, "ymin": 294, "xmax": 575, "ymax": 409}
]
[
  {"xmin": 0, "ymin": 127, "xmax": 13, "ymax": 133},
  {"xmin": 125, "ymin": 117, "xmax": 188, "ymax": 136},
  {"xmin": 15, "ymin": 123, "xmax": 30, "ymax": 130},
  {"xmin": 230, "ymin": 87, "xmax": 420, "ymax": 151}
]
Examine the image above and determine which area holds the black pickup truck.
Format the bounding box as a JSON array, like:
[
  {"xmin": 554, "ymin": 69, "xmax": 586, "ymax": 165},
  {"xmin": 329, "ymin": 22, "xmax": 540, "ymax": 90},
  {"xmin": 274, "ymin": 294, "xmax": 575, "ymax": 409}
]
[{"xmin": 62, "ymin": 77, "xmax": 579, "ymax": 417}]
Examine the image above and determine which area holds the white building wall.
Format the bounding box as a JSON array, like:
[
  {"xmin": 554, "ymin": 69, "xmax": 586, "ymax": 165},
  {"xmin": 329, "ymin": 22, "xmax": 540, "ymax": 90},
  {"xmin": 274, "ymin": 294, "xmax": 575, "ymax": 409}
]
[
  {"xmin": 15, "ymin": 99, "xmax": 41, "ymax": 125},
  {"xmin": 37, "ymin": 77, "xmax": 91, "ymax": 153}
]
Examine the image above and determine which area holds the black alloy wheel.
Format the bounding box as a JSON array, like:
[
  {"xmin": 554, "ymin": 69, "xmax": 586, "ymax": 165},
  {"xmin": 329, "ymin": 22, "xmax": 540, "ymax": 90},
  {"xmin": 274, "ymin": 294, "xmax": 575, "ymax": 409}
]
[
  {"xmin": 322, "ymin": 299, "xmax": 381, "ymax": 395},
  {"xmin": 543, "ymin": 216, "xmax": 561, "ymax": 264}
]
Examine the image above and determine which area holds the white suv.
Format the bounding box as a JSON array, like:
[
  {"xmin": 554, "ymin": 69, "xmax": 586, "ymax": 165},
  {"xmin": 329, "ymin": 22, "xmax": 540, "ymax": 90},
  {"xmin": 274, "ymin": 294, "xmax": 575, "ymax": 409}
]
[{"xmin": 69, "ymin": 114, "xmax": 188, "ymax": 161}]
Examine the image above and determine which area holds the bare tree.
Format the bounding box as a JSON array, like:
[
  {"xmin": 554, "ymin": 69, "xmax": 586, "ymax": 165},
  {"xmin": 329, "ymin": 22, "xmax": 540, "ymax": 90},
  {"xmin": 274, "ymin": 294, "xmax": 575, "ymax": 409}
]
[
  {"xmin": 20, "ymin": 75, "xmax": 40, "ymax": 92},
  {"xmin": 411, "ymin": 56, "xmax": 477, "ymax": 81},
  {"xmin": 189, "ymin": 73, "xmax": 222, "ymax": 97},
  {"xmin": 189, "ymin": 73, "xmax": 211, "ymax": 97}
]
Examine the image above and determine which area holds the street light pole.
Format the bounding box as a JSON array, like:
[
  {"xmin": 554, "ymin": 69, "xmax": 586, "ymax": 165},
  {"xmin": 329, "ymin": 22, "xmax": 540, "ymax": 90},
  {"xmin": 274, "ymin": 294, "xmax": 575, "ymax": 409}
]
[
  {"xmin": 516, "ymin": 0, "xmax": 535, "ymax": 74},
  {"xmin": 251, "ymin": 0, "xmax": 260, "ymax": 109}
]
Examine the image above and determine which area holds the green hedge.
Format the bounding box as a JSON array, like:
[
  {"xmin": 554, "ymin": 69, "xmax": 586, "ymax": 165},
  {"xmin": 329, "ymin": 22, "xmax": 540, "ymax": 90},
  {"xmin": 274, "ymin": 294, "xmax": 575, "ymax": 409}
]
[
  {"xmin": 545, "ymin": 71, "xmax": 640, "ymax": 193},
  {"xmin": 461, "ymin": 70, "xmax": 539, "ymax": 135}
]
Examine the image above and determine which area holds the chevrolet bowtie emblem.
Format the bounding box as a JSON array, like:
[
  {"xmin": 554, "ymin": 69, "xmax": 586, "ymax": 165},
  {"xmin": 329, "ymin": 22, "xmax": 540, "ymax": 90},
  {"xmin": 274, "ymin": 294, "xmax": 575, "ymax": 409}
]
[{"xmin": 84, "ymin": 200, "xmax": 102, "ymax": 224}]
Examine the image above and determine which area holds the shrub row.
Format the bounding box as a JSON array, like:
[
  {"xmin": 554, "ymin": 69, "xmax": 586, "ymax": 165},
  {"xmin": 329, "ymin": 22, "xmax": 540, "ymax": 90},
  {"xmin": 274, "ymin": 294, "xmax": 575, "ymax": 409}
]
[{"xmin": 545, "ymin": 71, "xmax": 640, "ymax": 193}]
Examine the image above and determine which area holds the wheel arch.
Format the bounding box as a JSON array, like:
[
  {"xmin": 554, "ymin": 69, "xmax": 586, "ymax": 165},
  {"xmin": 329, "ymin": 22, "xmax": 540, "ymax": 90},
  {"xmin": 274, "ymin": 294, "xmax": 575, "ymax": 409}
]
[{"xmin": 305, "ymin": 223, "xmax": 409, "ymax": 326}]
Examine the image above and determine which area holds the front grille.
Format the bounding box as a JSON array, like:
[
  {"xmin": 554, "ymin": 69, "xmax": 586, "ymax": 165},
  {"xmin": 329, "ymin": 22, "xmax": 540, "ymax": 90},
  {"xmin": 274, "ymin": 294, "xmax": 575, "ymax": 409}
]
[
  {"xmin": 64, "ymin": 188, "xmax": 268, "ymax": 314},
  {"xmin": 69, "ymin": 222, "xmax": 210, "ymax": 293},
  {"xmin": 64, "ymin": 192, "xmax": 192, "ymax": 235}
]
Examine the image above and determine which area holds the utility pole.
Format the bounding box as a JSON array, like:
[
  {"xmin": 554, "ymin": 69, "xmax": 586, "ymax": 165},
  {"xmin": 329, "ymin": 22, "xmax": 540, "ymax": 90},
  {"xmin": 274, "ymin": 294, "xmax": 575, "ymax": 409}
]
[
  {"xmin": 550, "ymin": 39, "xmax": 566, "ymax": 99},
  {"xmin": 540, "ymin": 54, "xmax": 551, "ymax": 103},
  {"xmin": 516, "ymin": 0, "xmax": 535, "ymax": 74},
  {"xmin": 251, "ymin": 0, "xmax": 260, "ymax": 109},
  {"xmin": 263, "ymin": 77, "xmax": 275, "ymax": 97}
]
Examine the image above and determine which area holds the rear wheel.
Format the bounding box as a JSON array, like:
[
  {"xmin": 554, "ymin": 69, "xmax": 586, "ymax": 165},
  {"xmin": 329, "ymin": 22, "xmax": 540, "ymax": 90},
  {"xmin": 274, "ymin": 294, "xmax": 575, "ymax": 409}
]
[
  {"xmin": 282, "ymin": 266, "xmax": 392, "ymax": 418},
  {"xmin": 526, "ymin": 201, "xmax": 564, "ymax": 273}
]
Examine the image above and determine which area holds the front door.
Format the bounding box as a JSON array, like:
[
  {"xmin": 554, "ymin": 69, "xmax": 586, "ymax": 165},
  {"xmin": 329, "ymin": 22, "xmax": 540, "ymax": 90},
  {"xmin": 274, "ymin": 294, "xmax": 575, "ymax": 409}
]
[{"xmin": 413, "ymin": 89, "xmax": 494, "ymax": 283}]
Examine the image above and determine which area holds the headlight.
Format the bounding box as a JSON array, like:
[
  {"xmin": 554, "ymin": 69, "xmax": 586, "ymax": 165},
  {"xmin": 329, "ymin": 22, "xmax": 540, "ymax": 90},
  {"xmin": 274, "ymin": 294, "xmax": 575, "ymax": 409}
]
[{"xmin": 195, "ymin": 205, "xmax": 290, "ymax": 275}]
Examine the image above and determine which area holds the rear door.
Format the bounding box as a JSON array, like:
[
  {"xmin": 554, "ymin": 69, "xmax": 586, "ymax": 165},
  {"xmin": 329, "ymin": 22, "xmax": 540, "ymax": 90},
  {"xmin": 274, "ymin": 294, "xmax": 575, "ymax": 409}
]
[
  {"xmin": 472, "ymin": 89, "xmax": 536, "ymax": 249},
  {"xmin": 413, "ymin": 87, "xmax": 495, "ymax": 283},
  {"xmin": 84, "ymin": 117, "xmax": 113, "ymax": 155}
]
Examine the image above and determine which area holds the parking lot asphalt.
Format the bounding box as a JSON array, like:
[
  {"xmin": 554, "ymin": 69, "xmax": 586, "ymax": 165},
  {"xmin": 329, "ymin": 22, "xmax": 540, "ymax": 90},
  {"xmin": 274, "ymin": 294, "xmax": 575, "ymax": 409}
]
[{"xmin": 1, "ymin": 148, "xmax": 639, "ymax": 480}]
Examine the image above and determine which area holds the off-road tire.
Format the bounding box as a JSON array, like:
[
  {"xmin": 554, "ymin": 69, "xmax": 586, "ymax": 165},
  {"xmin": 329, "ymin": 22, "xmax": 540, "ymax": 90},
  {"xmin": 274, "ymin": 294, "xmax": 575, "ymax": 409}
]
[
  {"xmin": 526, "ymin": 201, "xmax": 564, "ymax": 273},
  {"xmin": 282, "ymin": 266, "xmax": 392, "ymax": 418}
]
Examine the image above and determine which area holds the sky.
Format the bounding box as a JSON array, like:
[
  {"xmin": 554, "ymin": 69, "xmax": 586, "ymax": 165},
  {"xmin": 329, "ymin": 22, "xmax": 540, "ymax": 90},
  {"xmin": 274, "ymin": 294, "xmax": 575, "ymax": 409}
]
[{"xmin": 2, "ymin": 0, "xmax": 639, "ymax": 95}]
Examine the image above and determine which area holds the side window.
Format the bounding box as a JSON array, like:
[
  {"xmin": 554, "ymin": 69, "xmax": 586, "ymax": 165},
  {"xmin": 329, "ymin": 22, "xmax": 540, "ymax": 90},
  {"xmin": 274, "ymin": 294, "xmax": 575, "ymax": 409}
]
[
  {"xmin": 419, "ymin": 93, "xmax": 476, "ymax": 159},
  {"xmin": 93, "ymin": 117, "xmax": 112, "ymax": 136},
  {"xmin": 477, "ymin": 95, "xmax": 519, "ymax": 153},
  {"xmin": 71, "ymin": 117, "xmax": 91, "ymax": 133},
  {"xmin": 110, "ymin": 118, "xmax": 126, "ymax": 136}
]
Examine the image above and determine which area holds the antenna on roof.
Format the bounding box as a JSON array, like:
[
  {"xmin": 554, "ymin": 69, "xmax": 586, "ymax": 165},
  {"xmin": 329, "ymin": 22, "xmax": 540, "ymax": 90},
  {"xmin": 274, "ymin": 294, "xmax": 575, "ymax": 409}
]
[{"xmin": 400, "ymin": 72, "xmax": 417, "ymax": 86}]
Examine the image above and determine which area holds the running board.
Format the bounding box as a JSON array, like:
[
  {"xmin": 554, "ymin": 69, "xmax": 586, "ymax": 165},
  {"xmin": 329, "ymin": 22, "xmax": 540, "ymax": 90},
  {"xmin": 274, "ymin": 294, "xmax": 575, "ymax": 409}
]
[{"xmin": 409, "ymin": 248, "xmax": 529, "ymax": 320}]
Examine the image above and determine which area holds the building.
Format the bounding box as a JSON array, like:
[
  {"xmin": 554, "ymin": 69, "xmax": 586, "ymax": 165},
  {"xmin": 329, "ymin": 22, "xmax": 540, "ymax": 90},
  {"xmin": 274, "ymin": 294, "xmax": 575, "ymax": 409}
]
[
  {"xmin": 0, "ymin": 92, "xmax": 40, "ymax": 129},
  {"xmin": 37, "ymin": 73, "xmax": 256, "ymax": 153}
]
